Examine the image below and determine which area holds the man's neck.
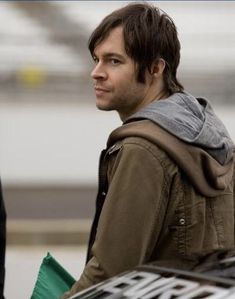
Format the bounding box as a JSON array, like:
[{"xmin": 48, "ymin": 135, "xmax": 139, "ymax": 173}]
[{"xmin": 119, "ymin": 88, "xmax": 170, "ymax": 122}]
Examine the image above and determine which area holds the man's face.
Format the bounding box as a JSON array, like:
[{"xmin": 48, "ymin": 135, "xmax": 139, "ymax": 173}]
[{"xmin": 91, "ymin": 26, "xmax": 152, "ymax": 121}]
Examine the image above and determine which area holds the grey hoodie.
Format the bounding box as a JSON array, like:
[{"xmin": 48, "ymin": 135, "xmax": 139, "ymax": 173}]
[{"xmin": 126, "ymin": 92, "xmax": 234, "ymax": 165}]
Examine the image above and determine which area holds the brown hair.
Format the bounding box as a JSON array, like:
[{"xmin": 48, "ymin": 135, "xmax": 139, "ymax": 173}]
[{"xmin": 88, "ymin": 2, "xmax": 184, "ymax": 94}]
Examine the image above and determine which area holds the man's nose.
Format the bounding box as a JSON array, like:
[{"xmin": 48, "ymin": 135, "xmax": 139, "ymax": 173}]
[{"xmin": 91, "ymin": 63, "xmax": 107, "ymax": 80}]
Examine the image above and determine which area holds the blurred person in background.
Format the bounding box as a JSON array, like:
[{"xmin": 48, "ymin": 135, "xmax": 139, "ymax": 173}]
[
  {"xmin": 62, "ymin": 2, "xmax": 235, "ymax": 298},
  {"xmin": 0, "ymin": 182, "xmax": 6, "ymax": 299}
]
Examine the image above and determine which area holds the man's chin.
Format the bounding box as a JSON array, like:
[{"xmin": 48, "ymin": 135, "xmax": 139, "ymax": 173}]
[{"xmin": 96, "ymin": 102, "xmax": 114, "ymax": 112}]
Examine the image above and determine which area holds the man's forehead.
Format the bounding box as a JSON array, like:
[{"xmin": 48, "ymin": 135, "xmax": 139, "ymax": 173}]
[{"xmin": 93, "ymin": 26, "xmax": 126, "ymax": 55}]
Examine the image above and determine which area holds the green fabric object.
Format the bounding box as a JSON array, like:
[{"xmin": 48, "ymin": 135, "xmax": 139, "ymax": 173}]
[{"xmin": 31, "ymin": 252, "xmax": 76, "ymax": 299}]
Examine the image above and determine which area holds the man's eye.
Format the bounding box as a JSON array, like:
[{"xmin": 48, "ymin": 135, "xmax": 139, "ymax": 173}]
[
  {"xmin": 93, "ymin": 57, "xmax": 99, "ymax": 64},
  {"xmin": 110, "ymin": 59, "xmax": 120, "ymax": 65}
]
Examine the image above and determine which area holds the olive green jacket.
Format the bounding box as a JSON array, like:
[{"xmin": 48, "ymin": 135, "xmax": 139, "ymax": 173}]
[{"xmin": 62, "ymin": 120, "xmax": 235, "ymax": 298}]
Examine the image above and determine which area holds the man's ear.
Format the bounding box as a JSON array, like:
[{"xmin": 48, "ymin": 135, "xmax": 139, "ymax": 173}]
[{"xmin": 150, "ymin": 58, "xmax": 166, "ymax": 78}]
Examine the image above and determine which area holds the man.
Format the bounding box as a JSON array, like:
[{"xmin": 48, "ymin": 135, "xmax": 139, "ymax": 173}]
[
  {"xmin": 0, "ymin": 182, "xmax": 6, "ymax": 299},
  {"xmin": 62, "ymin": 2, "xmax": 235, "ymax": 298}
]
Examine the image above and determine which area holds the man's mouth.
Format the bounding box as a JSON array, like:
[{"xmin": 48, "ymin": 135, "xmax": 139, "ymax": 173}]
[{"xmin": 94, "ymin": 86, "xmax": 110, "ymax": 96}]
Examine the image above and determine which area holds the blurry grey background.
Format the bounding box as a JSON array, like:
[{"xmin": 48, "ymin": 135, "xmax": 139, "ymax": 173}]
[
  {"xmin": 1, "ymin": 0, "xmax": 235, "ymax": 244},
  {"xmin": 0, "ymin": 1, "xmax": 235, "ymax": 244},
  {"xmin": 0, "ymin": 1, "xmax": 234, "ymax": 297}
]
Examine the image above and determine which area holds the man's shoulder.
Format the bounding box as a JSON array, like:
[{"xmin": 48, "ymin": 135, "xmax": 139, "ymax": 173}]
[
  {"xmin": 121, "ymin": 135, "xmax": 165, "ymax": 153},
  {"xmin": 107, "ymin": 120, "xmax": 179, "ymax": 166},
  {"xmin": 109, "ymin": 135, "xmax": 177, "ymax": 171}
]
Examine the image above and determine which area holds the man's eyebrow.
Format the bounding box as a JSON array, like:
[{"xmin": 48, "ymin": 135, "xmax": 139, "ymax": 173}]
[{"xmin": 93, "ymin": 52, "xmax": 125, "ymax": 60}]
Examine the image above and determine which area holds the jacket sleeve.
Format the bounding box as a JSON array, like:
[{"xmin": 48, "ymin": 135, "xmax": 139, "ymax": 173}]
[
  {"xmin": 60, "ymin": 256, "xmax": 107, "ymax": 298},
  {"xmin": 61, "ymin": 139, "xmax": 169, "ymax": 298},
  {"xmin": 93, "ymin": 140, "xmax": 169, "ymax": 273}
]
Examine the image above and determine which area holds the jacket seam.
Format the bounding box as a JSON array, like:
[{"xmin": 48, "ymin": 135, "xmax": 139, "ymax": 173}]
[{"xmin": 208, "ymin": 199, "xmax": 222, "ymax": 249}]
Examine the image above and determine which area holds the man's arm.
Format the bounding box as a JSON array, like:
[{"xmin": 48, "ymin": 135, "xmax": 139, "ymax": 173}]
[{"xmin": 62, "ymin": 139, "xmax": 169, "ymax": 298}]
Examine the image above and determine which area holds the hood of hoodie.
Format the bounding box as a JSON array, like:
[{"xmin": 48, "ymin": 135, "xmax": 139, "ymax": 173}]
[
  {"xmin": 126, "ymin": 92, "xmax": 234, "ymax": 165},
  {"xmin": 107, "ymin": 92, "xmax": 235, "ymax": 197}
]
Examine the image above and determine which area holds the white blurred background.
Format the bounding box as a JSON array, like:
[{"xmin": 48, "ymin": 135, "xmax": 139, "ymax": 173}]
[{"xmin": 0, "ymin": 1, "xmax": 235, "ymax": 298}]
